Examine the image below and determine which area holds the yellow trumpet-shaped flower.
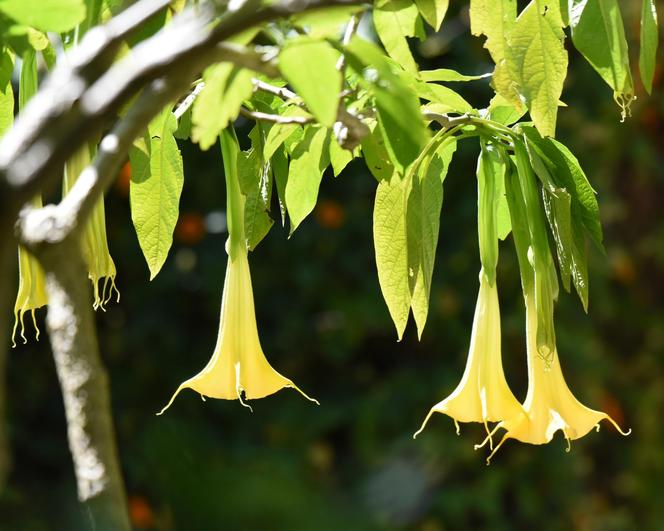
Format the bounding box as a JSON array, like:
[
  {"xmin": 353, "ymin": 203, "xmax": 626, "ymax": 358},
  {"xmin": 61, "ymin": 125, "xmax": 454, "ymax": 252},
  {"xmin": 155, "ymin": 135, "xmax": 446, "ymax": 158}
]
[
  {"xmin": 63, "ymin": 144, "xmax": 119, "ymax": 310},
  {"xmin": 414, "ymin": 271, "xmax": 523, "ymax": 444},
  {"xmin": 158, "ymin": 250, "xmax": 317, "ymax": 413},
  {"xmin": 13, "ymin": 197, "xmax": 48, "ymax": 346},
  {"xmin": 159, "ymin": 127, "xmax": 316, "ymax": 414},
  {"xmin": 478, "ymin": 294, "xmax": 630, "ymax": 462}
]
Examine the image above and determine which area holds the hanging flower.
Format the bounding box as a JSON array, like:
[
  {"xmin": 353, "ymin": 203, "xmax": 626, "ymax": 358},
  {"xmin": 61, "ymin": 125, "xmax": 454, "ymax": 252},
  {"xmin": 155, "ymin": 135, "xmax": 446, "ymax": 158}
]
[
  {"xmin": 13, "ymin": 199, "xmax": 48, "ymax": 346},
  {"xmin": 159, "ymin": 127, "xmax": 316, "ymax": 414},
  {"xmin": 477, "ymin": 294, "xmax": 630, "ymax": 462},
  {"xmin": 414, "ymin": 270, "xmax": 523, "ymax": 445},
  {"xmin": 158, "ymin": 248, "xmax": 317, "ymax": 413},
  {"xmin": 63, "ymin": 144, "xmax": 119, "ymax": 310}
]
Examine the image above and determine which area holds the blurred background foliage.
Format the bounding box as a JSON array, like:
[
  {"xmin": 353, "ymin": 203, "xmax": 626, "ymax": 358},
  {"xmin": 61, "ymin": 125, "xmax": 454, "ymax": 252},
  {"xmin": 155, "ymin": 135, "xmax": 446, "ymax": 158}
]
[{"xmin": 1, "ymin": 2, "xmax": 663, "ymax": 530}]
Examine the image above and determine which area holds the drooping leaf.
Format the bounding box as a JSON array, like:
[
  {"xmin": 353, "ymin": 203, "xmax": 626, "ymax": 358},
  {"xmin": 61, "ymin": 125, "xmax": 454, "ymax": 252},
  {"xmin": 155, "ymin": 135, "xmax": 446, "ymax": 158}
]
[
  {"xmin": 639, "ymin": 0, "xmax": 658, "ymax": 95},
  {"xmin": 373, "ymin": 171, "xmax": 410, "ymax": 339},
  {"xmin": 0, "ymin": 0, "xmax": 85, "ymax": 32},
  {"xmin": 361, "ymin": 121, "xmax": 394, "ymax": 182},
  {"xmin": 414, "ymin": 0, "xmax": 449, "ymax": 31},
  {"xmin": 409, "ymin": 139, "xmax": 456, "ymax": 337},
  {"xmin": 192, "ymin": 64, "xmax": 253, "ymax": 150},
  {"xmin": 504, "ymin": 1, "xmax": 568, "ymax": 137},
  {"xmin": 285, "ymin": 125, "xmax": 330, "ymax": 234},
  {"xmin": 263, "ymin": 107, "xmax": 309, "ymax": 159},
  {"xmin": 279, "ymin": 38, "xmax": 341, "ymax": 127},
  {"xmin": 569, "ymin": 0, "xmax": 634, "ymax": 114},
  {"xmin": 329, "ymin": 136, "xmax": 353, "ymax": 177},
  {"xmin": 129, "ymin": 108, "xmax": 184, "ymax": 279},
  {"xmin": 522, "ymin": 126, "xmax": 603, "ymax": 250},
  {"xmin": 373, "ymin": 0, "xmax": 424, "ymax": 74},
  {"xmin": 345, "ymin": 36, "xmax": 427, "ymax": 172},
  {"xmin": 469, "ymin": 0, "xmax": 519, "ymax": 107},
  {"xmin": 272, "ymin": 146, "xmax": 289, "ymax": 225},
  {"xmin": 487, "ymin": 93, "xmax": 526, "ymax": 125}
]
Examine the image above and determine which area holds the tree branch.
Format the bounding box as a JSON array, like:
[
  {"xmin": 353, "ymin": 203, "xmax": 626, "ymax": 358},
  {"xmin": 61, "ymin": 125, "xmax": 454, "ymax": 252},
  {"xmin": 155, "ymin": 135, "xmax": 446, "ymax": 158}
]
[{"xmin": 240, "ymin": 106, "xmax": 313, "ymax": 124}]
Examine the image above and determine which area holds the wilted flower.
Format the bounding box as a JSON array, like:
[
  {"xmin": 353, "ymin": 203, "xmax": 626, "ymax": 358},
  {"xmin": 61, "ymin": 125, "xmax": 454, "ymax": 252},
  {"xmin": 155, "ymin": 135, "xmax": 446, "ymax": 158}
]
[
  {"xmin": 158, "ymin": 249, "xmax": 317, "ymax": 414},
  {"xmin": 414, "ymin": 271, "xmax": 523, "ymax": 445},
  {"xmin": 63, "ymin": 145, "xmax": 118, "ymax": 310},
  {"xmin": 477, "ymin": 294, "xmax": 630, "ymax": 462}
]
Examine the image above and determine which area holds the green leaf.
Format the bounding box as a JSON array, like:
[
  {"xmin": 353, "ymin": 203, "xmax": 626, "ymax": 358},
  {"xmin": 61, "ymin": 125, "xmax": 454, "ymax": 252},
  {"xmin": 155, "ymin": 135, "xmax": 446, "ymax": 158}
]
[
  {"xmin": 292, "ymin": 6, "xmax": 363, "ymax": 38},
  {"xmin": 522, "ymin": 127, "xmax": 602, "ymax": 249},
  {"xmin": 192, "ymin": 65, "xmax": 253, "ymax": 150},
  {"xmin": 470, "ymin": 0, "xmax": 520, "ymax": 107},
  {"xmin": 0, "ymin": 50, "xmax": 13, "ymax": 136},
  {"xmin": 419, "ymin": 68, "xmax": 491, "ymax": 82},
  {"xmin": 272, "ymin": 146, "xmax": 289, "ymax": 225},
  {"xmin": 373, "ymin": 172, "xmax": 410, "ymax": 339},
  {"xmin": 414, "ymin": 0, "xmax": 449, "ymax": 31},
  {"xmin": 504, "ymin": 159, "xmax": 534, "ymax": 292},
  {"xmin": 487, "ymin": 93, "xmax": 526, "ymax": 125},
  {"xmin": 239, "ymin": 127, "xmax": 274, "ymax": 250},
  {"xmin": 569, "ymin": 0, "xmax": 634, "ymax": 114},
  {"xmin": 279, "ymin": 38, "xmax": 341, "ymax": 127},
  {"xmin": 410, "ymin": 80, "xmax": 473, "ymax": 113},
  {"xmin": 361, "ymin": 121, "xmax": 394, "ymax": 182},
  {"xmin": 504, "ymin": 1, "xmax": 568, "ymax": 137},
  {"xmin": 345, "ymin": 36, "xmax": 427, "ymax": 172},
  {"xmin": 409, "ymin": 139, "xmax": 456, "ymax": 337},
  {"xmin": 263, "ymin": 107, "xmax": 309, "ymax": 159},
  {"xmin": 639, "ymin": 0, "xmax": 658, "ymax": 95},
  {"xmin": 0, "ymin": 0, "xmax": 85, "ymax": 32},
  {"xmin": 329, "ymin": 136, "xmax": 353, "ymax": 177},
  {"xmin": 373, "ymin": 0, "xmax": 423, "ymax": 73},
  {"xmin": 18, "ymin": 48, "xmax": 37, "ymax": 110},
  {"xmin": 285, "ymin": 125, "xmax": 330, "ymax": 234},
  {"xmin": 129, "ymin": 109, "xmax": 184, "ymax": 280}
]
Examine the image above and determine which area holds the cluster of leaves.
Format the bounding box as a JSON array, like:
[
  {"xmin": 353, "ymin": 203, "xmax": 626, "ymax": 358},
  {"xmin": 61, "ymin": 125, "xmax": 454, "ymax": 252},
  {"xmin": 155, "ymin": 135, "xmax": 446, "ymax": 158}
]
[{"xmin": 0, "ymin": 0, "xmax": 659, "ymax": 343}]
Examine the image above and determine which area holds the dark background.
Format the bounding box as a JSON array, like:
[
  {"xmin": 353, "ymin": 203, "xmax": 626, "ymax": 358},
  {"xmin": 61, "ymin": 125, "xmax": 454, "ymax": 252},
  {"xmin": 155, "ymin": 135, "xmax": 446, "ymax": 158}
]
[{"xmin": 2, "ymin": 3, "xmax": 663, "ymax": 530}]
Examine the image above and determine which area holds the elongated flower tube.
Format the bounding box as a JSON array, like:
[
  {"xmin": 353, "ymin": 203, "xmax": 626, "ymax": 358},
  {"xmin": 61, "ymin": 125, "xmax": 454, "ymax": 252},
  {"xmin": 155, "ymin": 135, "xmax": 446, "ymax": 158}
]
[
  {"xmin": 13, "ymin": 198, "xmax": 48, "ymax": 346},
  {"xmin": 159, "ymin": 128, "xmax": 316, "ymax": 413},
  {"xmin": 414, "ymin": 142, "xmax": 523, "ymax": 443},
  {"xmin": 414, "ymin": 271, "xmax": 523, "ymax": 442},
  {"xmin": 63, "ymin": 144, "xmax": 119, "ymax": 310},
  {"xmin": 478, "ymin": 293, "xmax": 630, "ymax": 461}
]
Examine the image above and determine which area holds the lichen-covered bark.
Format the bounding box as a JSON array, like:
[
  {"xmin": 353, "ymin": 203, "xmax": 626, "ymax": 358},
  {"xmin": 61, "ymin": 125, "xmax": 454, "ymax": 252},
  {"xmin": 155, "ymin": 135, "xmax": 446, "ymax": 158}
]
[{"xmin": 40, "ymin": 239, "xmax": 130, "ymax": 531}]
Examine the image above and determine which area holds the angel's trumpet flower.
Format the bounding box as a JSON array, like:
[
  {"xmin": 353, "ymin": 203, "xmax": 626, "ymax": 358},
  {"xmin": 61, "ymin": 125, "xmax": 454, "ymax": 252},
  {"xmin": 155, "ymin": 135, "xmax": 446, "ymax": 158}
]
[
  {"xmin": 13, "ymin": 197, "xmax": 48, "ymax": 346},
  {"xmin": 159, "ymin": 128, "xmax": 316, "ymax": 413},
  {"xmin": 63, "ymin": 144, "xmax": 119, "ymax": 310},
  {"xmin": 414, "ymin": 271, "xmax": 523, "ymax": 444},
  {"xmin": 158, "ymin": 249, "xmax": 317, "ymax": 413},
  {"xmin": 478, "ymin": 294, "xmax": 630, "ymax": 462}
]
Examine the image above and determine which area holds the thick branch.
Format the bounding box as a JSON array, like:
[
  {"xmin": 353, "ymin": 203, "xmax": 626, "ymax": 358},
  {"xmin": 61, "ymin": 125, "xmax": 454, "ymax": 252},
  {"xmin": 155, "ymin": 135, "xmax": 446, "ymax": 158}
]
[{"xmin": 45, "ymin": 242, "xmax": 129, "ymax": 531}]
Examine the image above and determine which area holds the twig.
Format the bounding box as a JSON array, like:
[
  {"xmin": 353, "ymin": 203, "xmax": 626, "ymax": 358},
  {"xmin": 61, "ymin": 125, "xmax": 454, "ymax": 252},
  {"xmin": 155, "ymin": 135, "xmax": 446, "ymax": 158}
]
[
  {"xmin": 252, "ymin": 78, "xmax": 297, "ymax": 100},
  {"xmin": 336, "ymin": 12, "xmax": 362, "ymax": 71},
  {"xmin": 174, "ymin": 81, "xmax": 205, "ymax": 120},
  {"xmin": 240, "ymin": 106, "xmax": 313, "ymax": 124}
]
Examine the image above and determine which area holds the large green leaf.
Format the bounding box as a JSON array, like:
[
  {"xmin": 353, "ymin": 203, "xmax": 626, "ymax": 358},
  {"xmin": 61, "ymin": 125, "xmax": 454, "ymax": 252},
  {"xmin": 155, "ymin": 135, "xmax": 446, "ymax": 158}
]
[
  {"xmin": 129, "ymin": 109, "xmax": 184, "ymax": 280},
  {"xmin": 469, "ymin": 0, "xmax": 519, "ymax": 107},
  {"xmin": 279, "ymin": 38, "xmax": 341, "ymax": 127},
  {"xmin": 414, "ymin": 0, "xmax": 448, "ymax": 31},
  {"xmin": 373, "ymin": 172, "xmax": 410, "ymax": 339},
  {"xmin": 345, "ymin": 37, "xmax": 427, "ymax": 173},
  {"xmin": 285, "ymin": 125, "xmax": 330, "ymax": 235},
  {"xmin": 239, "ymin": 127, "xmax": 274, "ymax": 250},
  {"xmin": 505, "ymin": 0, "xmax": 568, "ymax": 136},
  {"xmin": 374, "ymin": 137, "xmax": 456, "ymax": 340},
  {"xmin": 0, "ymin": 0, "xmax": 85, "ymax": 32},
  {"xmin": 373, "ymin": 0, "xmax": 424, "ymax": 73},
  {"xmin": 569, "ymin": 0, "xmax": 634, "ymax": 113},
  {"xmin": 192, "ymin": 65, "xmax": 253, "ymax": 150},
  {"xmin": 639, "ymin": 0, "xmax": 658, "ymax": 95},
  {"xmin": 409, "ymin": 139, "xmax": 456, "ymax": 337}
]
